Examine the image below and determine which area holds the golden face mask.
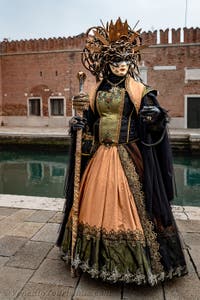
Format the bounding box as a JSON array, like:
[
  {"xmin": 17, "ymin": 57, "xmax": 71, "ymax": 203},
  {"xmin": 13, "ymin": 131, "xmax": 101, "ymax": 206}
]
[{"xmin": 109, "ymin": 61, "xmax": 130, "ymax": 77}]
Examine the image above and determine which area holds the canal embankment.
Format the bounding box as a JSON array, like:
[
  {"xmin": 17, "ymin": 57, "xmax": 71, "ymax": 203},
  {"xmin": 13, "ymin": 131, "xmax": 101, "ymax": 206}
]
[
  {"xmin": 169, "ymin": 128, "xmax": 200, "ymax": 153},
  {"xmin": 0, "ymin": 126, "xmax": 199, "ymax": 153}
]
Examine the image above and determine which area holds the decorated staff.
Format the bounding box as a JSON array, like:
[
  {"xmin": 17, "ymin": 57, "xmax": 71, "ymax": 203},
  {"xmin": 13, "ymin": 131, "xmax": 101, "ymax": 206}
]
[{"xmin": 71, "ymin": 71, "xmax": 88, "ymax": 276}]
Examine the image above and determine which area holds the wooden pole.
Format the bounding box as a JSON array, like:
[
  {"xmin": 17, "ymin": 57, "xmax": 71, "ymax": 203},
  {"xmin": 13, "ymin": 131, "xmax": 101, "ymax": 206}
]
[{"xmin": 71, "ymin": 72, "xmax": 88, "ymax": 276}]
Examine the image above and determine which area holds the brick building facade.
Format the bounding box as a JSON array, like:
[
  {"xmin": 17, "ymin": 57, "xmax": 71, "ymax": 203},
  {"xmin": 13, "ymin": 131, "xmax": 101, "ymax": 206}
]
[{"xmin": 0, "ymin": 27, "xmax": 200, "ymax": 128}]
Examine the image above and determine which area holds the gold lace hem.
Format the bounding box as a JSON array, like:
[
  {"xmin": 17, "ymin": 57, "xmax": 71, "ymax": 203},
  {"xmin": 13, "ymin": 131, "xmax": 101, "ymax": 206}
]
[{"xmin": 61, "ymin": 251, "xmax": 188, "ymax": 285}]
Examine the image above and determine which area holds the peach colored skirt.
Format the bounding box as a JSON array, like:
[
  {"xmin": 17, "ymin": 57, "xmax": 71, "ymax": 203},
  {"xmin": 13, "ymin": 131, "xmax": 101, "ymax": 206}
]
[{"xmin": 78, "ymin": 144, "xmax": 144, "ymax": 235}]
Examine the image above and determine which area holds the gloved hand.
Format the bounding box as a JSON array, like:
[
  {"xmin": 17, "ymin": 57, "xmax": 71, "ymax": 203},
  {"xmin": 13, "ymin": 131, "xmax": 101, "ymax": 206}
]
[
  {"xmin": 69, "ymin": 116, "xmax": 87, "ymax": 131},
  {"xmin": 139, "ymin": 106, "xmax": 161, "ymax": 124},
  {"xmin": 139, "ymin": 105, "xmax": 169, "ymax": 132},
  {"xmin": 72, "ymin": 92, "xmax": 89, "ymax": 111}
]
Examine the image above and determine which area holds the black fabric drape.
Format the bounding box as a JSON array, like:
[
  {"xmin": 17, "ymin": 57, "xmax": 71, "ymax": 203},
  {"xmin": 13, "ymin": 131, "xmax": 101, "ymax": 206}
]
[{"xmin": 138, "ymin": 92, "xmax": 175, "ymax": 226}]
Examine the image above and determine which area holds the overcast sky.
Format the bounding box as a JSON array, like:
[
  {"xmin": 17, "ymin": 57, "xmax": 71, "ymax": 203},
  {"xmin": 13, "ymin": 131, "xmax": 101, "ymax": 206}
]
[{"xmin": 0, "ymin": 0, "xmax": 199, "ymax": 41}]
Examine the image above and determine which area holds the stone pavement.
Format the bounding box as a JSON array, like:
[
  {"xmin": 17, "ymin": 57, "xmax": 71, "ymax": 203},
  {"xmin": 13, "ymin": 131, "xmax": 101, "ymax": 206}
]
[
  {"xmin": 0, "ymin": 127, "xmax": 67, "ymax": 137},
  {"xmin": 0, "ymin": 195, "xmax": 199, "ymax": 300}
]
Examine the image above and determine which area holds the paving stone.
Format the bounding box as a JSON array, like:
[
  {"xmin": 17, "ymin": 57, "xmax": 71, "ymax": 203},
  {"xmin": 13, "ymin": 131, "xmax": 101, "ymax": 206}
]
[
  {"xmin": 74, "ymin": 273, "xmax": 121, "ymax": 299},
  {"xmin": 123, "ymin": 283, "xmax": 164, "ymax": 300},
  {"xmin": 164, "ymin": 272, "xmax": 200, "ymax": 300},
  {"xmin": 183, "ymin": 249, "xmax": 196, "ymax": 274},
  {"xmin": 25, "ymin": 210, "xmax": 56, "ymax": 223},
  {"xmin": 182, "ymin": 232, "xmax": 200, "ymax": 246},
  {"xmin": 6, "ymin": 241, "xmax": 53, "ymax": 270},
  {"xmin": 176, "ymin": 220, "xmax": 200, "ymax": 233},
  {"xmin": 30, "ymin": 258, "xmax": 79, "ymax": 287},
  {"xmin": 0, "ymin": 220, "xmax": 21, "ymax": 236},
  {"xmin": 188, "ymin": 245, "xmax": 200, "ymax": 276},
  {"xmin": 7, "ymin": 209, "xmax": 36, "ymax": 222},
  {"xmin": 172, "ymin": 206, "xmax": 184, "ymax": 213},
  {"xmin": 184, "ymin": 206, "xmax": 200, "ymax": 221},
  {"xmin": 0, "ymin": 256, "xmax": 9, "ymax": 266},
  {"xmin": 17, "ymin": 282, "xmax": 74, "ymax": 300},
  {"xmin": 0, "ymin": 235, "xmax": 27, "ymax": 256},
  {"xmin": 0, "ymin": 194, "xmax": 65, "ymax": 211},
  {"xmin": 172, "ymin": 211, "xmax": 188, "ymax": 220},
  {"xmin": 0, "ymin": 207, "xmax": 20, "ymax": 216},
  {"xmin": 31, "ymin": 223, "xmax": 60, "ymax": 243},
  {"xmin": 0, "ymin": 266, "xmax": 33, "ymax": 299},
  {"xmin": 47, "ymin": 245, "xmax": 61, "ymax": 260},
  {"xmin": 0, "ymin": 216, "xmax": 6, "ymax": 221},
  {"xmin": 13, "ymin": 222, "xmax": 44, "ymax": 238},
  {"xmin": 48, "ymin": 211, "xmax": 63, "ymax": 223}
]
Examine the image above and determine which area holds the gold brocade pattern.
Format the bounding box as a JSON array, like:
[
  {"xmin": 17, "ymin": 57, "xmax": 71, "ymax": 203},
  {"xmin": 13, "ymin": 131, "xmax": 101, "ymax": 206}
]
[
  {"xmin": 89, "ymin": 76, "xmax": 145, "ymax": 113},
  {"xmin": 118, "ymin": 144, "xmax": 164, "ymax": 274},
  {"xmin": 96, "ymin": 87, "xmax": 125, "ymax": 144},
  {"xmin": 77, "ymin": 219, "xmax": 145, "ymax": 245}
]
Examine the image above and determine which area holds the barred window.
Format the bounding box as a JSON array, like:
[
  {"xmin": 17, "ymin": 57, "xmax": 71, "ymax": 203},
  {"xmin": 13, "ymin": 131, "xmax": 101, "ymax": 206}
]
[
  {"xmin": 29, "ymin": 98, "xmax": 41, "ymax": 116},
  {"xmin": 50, "ymin": 98, "xmax": 64, "ymax": 116}
]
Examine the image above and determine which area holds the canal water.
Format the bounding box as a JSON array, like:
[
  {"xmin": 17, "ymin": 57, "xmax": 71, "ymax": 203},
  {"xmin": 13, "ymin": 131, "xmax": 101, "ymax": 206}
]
[{"xmin": 0, "ymin": 149, "xmax": 199, "ymax": 206}]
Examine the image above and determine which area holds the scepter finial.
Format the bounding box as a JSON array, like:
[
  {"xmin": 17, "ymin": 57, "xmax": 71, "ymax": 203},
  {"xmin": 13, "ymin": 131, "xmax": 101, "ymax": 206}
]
[{"xmin": 77, "ymin": 71, "xmax": 86, "ymax": 93}]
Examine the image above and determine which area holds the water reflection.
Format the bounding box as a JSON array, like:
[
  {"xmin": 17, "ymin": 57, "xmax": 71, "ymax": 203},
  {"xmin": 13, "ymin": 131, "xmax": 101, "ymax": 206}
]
[
  {"xmin": 0, "ymin": 150, "xmax": 68, "ymax": 198},
  {"xmin": 28, "ymin": 163, "xmax": 44, "ymax": 180},
  {"xmin": 0, "ymin": 149, "xmax": 199, "ymax": 206},
  {"xmin": 173, "ymin": 154, "xmax": 200, "ymax": 206}
]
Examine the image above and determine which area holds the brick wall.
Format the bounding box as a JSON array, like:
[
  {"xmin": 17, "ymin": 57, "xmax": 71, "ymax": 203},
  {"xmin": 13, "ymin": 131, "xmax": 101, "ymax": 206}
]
[
  {"xmin": 0, "ymin": 28, "xmax": 200, "ymax": 127},
  {"xmin": 0, "ymin": 57, "xmax": 2, "ymax": 119},
  {"xmin": 0, "ymin": 35, "xmax": 95, "ymax": 122},
  {"xmin": 142, "ymin": 44, "xmax": 200, "ymax": 117}
]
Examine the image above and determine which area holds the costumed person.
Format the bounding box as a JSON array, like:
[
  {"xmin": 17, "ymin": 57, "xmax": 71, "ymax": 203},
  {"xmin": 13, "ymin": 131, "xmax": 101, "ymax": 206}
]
[{"xmin": 57, "ymin": 18, "xmax": 188, "ymax": 285}]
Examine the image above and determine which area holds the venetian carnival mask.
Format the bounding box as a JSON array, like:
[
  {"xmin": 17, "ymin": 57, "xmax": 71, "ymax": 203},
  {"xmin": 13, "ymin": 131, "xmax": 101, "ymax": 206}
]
[
  {"xmin": 81, "ymin": 18, "xmax": 147, "ymax": 81},
  {"xmin": 109, "ymin": 61, "xmax": 130, "ymax": 77}
]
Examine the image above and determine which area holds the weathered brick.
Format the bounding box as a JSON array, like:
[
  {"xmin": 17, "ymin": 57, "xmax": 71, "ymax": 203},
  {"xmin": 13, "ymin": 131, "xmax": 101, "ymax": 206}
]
[{"xmin": 0, "ymin": 29, "xmax": 200, "ymax": 121}]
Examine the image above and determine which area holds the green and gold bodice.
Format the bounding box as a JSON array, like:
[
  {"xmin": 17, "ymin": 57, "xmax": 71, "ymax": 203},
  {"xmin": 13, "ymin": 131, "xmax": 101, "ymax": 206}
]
[{"xmin": 96, "ymin": 87, "xmax": 125, "ymax": 144}]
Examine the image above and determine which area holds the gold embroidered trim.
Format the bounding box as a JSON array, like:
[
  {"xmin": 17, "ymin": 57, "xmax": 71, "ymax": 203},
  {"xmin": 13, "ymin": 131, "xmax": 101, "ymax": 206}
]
[
  {"xmin": 67, "ymin": 217, "xmax": 145, "ymax": 246},
  {"xmin": 89, "ymin": 81, "xmax": 102, "ymax": 112},
  {"xmin": 118, "ymin": 144, "xmax": 164, "ymax": 274},
  {"xmin": 116, "ymin": 88, "xmax": 125, "ymax": 144},
  {"xmin": 79, "ymin": 221, "xmax": 145, "ymax": 245},
  {"xmin": 126, "ymin": 107, "xmax": 134, "ymax": 143},
  {"xmin": 89, "ymin": 76, "xmax": 145, "ymax": 114},
  {"xmin": 61, "ymin": 250, "xmax": 187, "ymax": 285},
  {"xmin": 125, "ymin": 76, "xmax": 144, "ymax": 114},
  {"xmin": 70, "ymin": 255, "xmax": 165, "ymax": 285},
  {"xmin": 142, "ymin": 86, "xmax": 155, "ymax": 98}
]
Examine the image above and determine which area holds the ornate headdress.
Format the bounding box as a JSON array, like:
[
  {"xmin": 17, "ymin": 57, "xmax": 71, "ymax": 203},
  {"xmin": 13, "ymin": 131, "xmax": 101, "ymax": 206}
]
[{"xmin": 81, "ymin": 18, "xmax": 147, "ymax": 81}]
